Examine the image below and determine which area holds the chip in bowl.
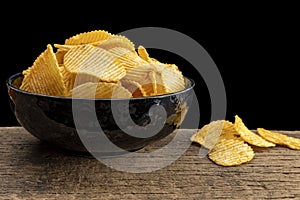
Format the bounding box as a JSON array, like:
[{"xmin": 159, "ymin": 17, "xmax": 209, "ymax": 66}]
[{"xmin": 19, "ymin": 29, "xmax": 187, "ymax": 99}]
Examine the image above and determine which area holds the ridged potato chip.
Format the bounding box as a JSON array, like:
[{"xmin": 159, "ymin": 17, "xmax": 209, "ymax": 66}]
[
  {"xmin": 120, "ymin": 79, "xmax": 146, "ymax": 98},
  {"xmin": 257, "ymin": 128, "xmax": 300, "ymax": 150},
  {"xmin": 55, "ymin": 49, "xmax": 68, "ymax": 65},
  {"xmin": 108, "ymin": 47, "xmax": 148, "ymax": 71},
  {"xmin": 192, "ymin": 116, "xmax": 300, "ymax": 167},
  {"xmin": 69, "ymin": 82, "xmax": 132, "ymax": 98},
  {"xmin": 138, "ymin": 46, "xmax": 179, "ymax": 71},
  {"xmin": 161, "ymin": 66, "xmax": 185, "ymax": 93},
  {"xmin": 20, "ymin": 44, "xmax": 65, "ymax": 96},
  {"xmin": 137, "ymin": 45, "xmax": 151, "ymax": 62},
  {"xmin": 149, "ymin": 71, "xmax": 158, "ymax": 95},
  {"xmin": 59, "ymin": 65, "xmax": 75, "ymax": 93},
  {"xmin": 148, "ymin": 70, "xmax": 168, "ymax": 96},
  {"xmin": 234, "ymin": 115, "xmax": 275, "ymax": 147},
  {"xmin": 60, "ymin": 65, "xmax": 101, "ymax": 93},
  {"xmin": 53, "ymin": 44, "xmax": 74, "ymax": 51},
  {"xmin": 65, "ymin": 30, "xmax": 112, "ymax": 45},
  {"xmin": 19, "ymin": 29, "xmax": 188, "ymax": 99},
  {"xmin": 208, "ymin": 138, "xmax": 255, "ymax": 166},
  {"xmin": 93, "ymin": 35, "xmax": 147, "ymax": 71},
  {"xmin": 191, "ymin": 120, "xmax": 241, "ymax": 149},
  {"xmin": 191, "ymin": 120, "xmax": 225, "ymax": 150},
  {"xmin": 63, "ymin": 44, "xmax": 126, "ymax": 82},
  {"xmin": 123, "ymin": 64, "xmax": 154, "ymax": 83},
  {"xmin": 94, "ymin": 35, "xmax": 135, "ymax": 51}
]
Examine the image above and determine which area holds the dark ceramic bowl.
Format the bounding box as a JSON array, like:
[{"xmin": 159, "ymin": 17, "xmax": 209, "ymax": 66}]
[{"xmin": 6, "ymin": 72, "xmax": 195, "ymax": 155}]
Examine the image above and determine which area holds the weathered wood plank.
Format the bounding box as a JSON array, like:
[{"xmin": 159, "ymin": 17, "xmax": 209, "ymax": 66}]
[{"xmin": 0, "ymin": 127, "xmax": 300, "ymax": 199}]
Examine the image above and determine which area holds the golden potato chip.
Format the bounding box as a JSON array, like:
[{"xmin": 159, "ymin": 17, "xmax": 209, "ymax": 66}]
[
  {"xmin": 63, "ymin": 44, "xmax": 126, "ymax": 82},
  {"xmin": 191, "ymin": 120, "xmax": 241, "ymax": 149},
  {"xmin": 136, "ymin": 69, "xmax": 166, "ymax": 96},
  {"xmin": 161, "ymin": 66, "xmax": 185, "ymax": 93},
  {"xmin": 147, "ymin": 69, "xmax": 169, "ymax": 96},
  {"xmin": 151, "ymin": 62, "xmax": 179, "ymax": 73},
  {"xmin": 257, "ymin": 128, "xmax": 300, "ymax": 150},
  {"xmin": 20, "ymin": 44, "xmax": 66, "ymax": 96},
  {"xmin": 154, "ymin": 73, "xmax": 166, "ymax": 95},
  {"xmin": 123, "ymin": 64, "xmax": 154, "ymax": 83},
  {"xmin": 69, "ymin": 82, "xmax": 132, "ymax": 98},
  {"xmin": 137, "ymin": 46, "xmax": 180, "ymax": 72},
  {"xmin": 60, "ymin": 65, "xmax": 101, "ymax": 93},
  {"xmin": 59, "ymin": 65, "xmax": 75, "ymax": 93},
  {"xmin": 93, "ymin": 35, "xmax": 142, "ymax": 71},
  {"xmin": 137, "ymin": 45, "xmax": 151, "ymax": 62},
  {"xmin": 191, "ymin": 120, "xmax": 224, "ymax": 149},
  {"xmin": 137, "ymin": 46, "xmax": 175, "ymax": 68},
  {"xmin": 55, "ymin": 49, "xmax": 68, "ymax": 65},
  {"xmin": 19, "ymin": 29, "xmax": 188, "ymax": 98},
  {"xmin": 234, "ymin": 115, "xmax": 275, "ymax": 147},
  {"xmin": 107, "ymin": 47, "xmax": 148, "ymax": 71},
  {"xmin": 65, "ymin": 30, "xmax": 112, "ymax": 45},
  {"xmin": 120, "ymin": 79, "xmax": 147, "ymax": 98},
  {"xmin": 93, "ymin": 35, "xmax": 135, "ymax": 51},
  {"xmin": 53, "ymin": 43, "xmax": 74, "ymax": 51},
  {"xmin": 208, "ymin": 138, "xmax": 255, "ymax": 166},
  {"xmin": 140, "ymin": 81, "xmax": 154, "ymax": 96},
  {"xmin": 164, "ymin": 63, "xmax": 179, "ymax": 71},
  {"xmin": 149, "ymin": 71, "xmax": 157, "ymax": 95}
]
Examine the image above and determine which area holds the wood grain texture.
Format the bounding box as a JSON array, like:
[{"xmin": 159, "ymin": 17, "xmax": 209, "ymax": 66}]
[{"xmin": 0, "ymin": 127, "xmax": 300, "ymax": 199}]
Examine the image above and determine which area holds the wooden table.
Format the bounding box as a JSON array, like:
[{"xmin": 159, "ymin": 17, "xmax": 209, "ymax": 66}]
[{"xmin": 1, "ymin": 127, "xmax": 300, "ymax": 199}]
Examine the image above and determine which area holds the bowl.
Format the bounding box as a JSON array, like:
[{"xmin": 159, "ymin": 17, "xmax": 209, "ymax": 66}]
[{"xmin": 6, "ymin": 72, "xmax": 195, "ymax": 156}]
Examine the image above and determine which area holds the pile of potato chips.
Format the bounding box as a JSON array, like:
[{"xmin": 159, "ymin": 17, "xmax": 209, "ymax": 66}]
[
  {"xmin": 191, "ymin": 115, "xmax": 300, "ymax": 166},
  {"xmin": 20, "ymin": 30, "xmax": 186, "ymax": 98}
]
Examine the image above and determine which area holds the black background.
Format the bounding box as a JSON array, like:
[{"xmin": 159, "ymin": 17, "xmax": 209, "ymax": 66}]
[{"xmin": 1, "ymin": 4, "xmax": 299, "ymax": 130}]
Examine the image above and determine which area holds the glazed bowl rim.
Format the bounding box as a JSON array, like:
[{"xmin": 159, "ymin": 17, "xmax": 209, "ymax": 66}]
[{"xmin": 7, "ymin": 72, "xmax": 195, "ymax": 101}]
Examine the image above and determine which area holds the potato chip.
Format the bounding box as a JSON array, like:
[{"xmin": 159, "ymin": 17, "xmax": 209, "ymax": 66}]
[
  {"xmin": 61, "ymin": 66, "xmax": 100, "ymax": 93},
  {"xmin": 149, "ymin": 71, "xmax": 157, "ymax": 95},
  {"xmin": 137, "ymin": 45, "xmax": 151, "ymax": 62},
  {"xmin": 55, "ymin": 49, "xmax": 68, "ymax": 65},
  {"xmin": 69, "ymin": 82, "xmax": 132, "ymax": 98},
  {"xmin": 137, "ymin": 46, "xmax": 179, "ymax": 72},
  {"xmin": 234, "ymin": 115, "xmax": 275, "ymax": 147},
  {"xmin": 154, "ymin": 73, "xmax": 166, "ymax": 95},
  {"xmin": 63, "ymin": 70, "xmax": 94, "ymax": 88},
  {"xmin": 257, "ymin": 128, "xmax": 300, "ymax": 150},
  {"xmin": 140, "ymin": 80, "xmax": 154, "ymax": 96},
  {"xmin": 93, "ymin": 35, "xmax": 135, "ymax": 51},
  {"xmin": 63, "ymin": 44, "xmax": 126, "ymax": 82},
  {"xmin": 123, "ymin": 64, "xmax": 154, "ymax": 83},
  {"xmin": 107, "ymin": 47, "xmax": 148, "ymax": 71},
  {"xmin": 20, "ymin": 44, "xmax": 66, "ymax": 96},
  {"xmin": 147, "ymin": 69, "xmax": 168, "ymax": 96},
  {"xmin": 59, "ymin": 65, "xmax": 75, "ymax": 93},
  {"xmin": 92, "ymin": 35, "xmax": 143, "ymax": 71},
  {"xmin": 53, "ymin": 44, "xmax": 74, "ymax": 51},
  {"xmin": 120, "ymin": 79, "xmax": 146, "ymax": 98},
  {"xmin": 138, "ymin": 70, "xmax": 166, "ymax": 96},
  {"xmin": 164, "ymin": 63, "xmax": 179, "ymax": 71},
  {"xmin": 191, "ymin": 120, "xmax": 224, "ymax": 149},
  {"xmin": 208, "ymin": 138, "xmax": 255, "ymax": 166},
  {"xmin": 161, "ymin": 66, "xmax": 185, "ymax": 93},
  {"xmin": 65, "ymin": 30, "xmax": 112, "ymax": 45},
  {"xmin": 19, "ymin": 29, "xmax": 188, "ymax": 99},
  {"xmin": 137, "ymin": 46, "xmax": 165, "ymax": 65},
  {"xmin": 191, "ymin": 120, "xmax": 241, "ymax": 149}
]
